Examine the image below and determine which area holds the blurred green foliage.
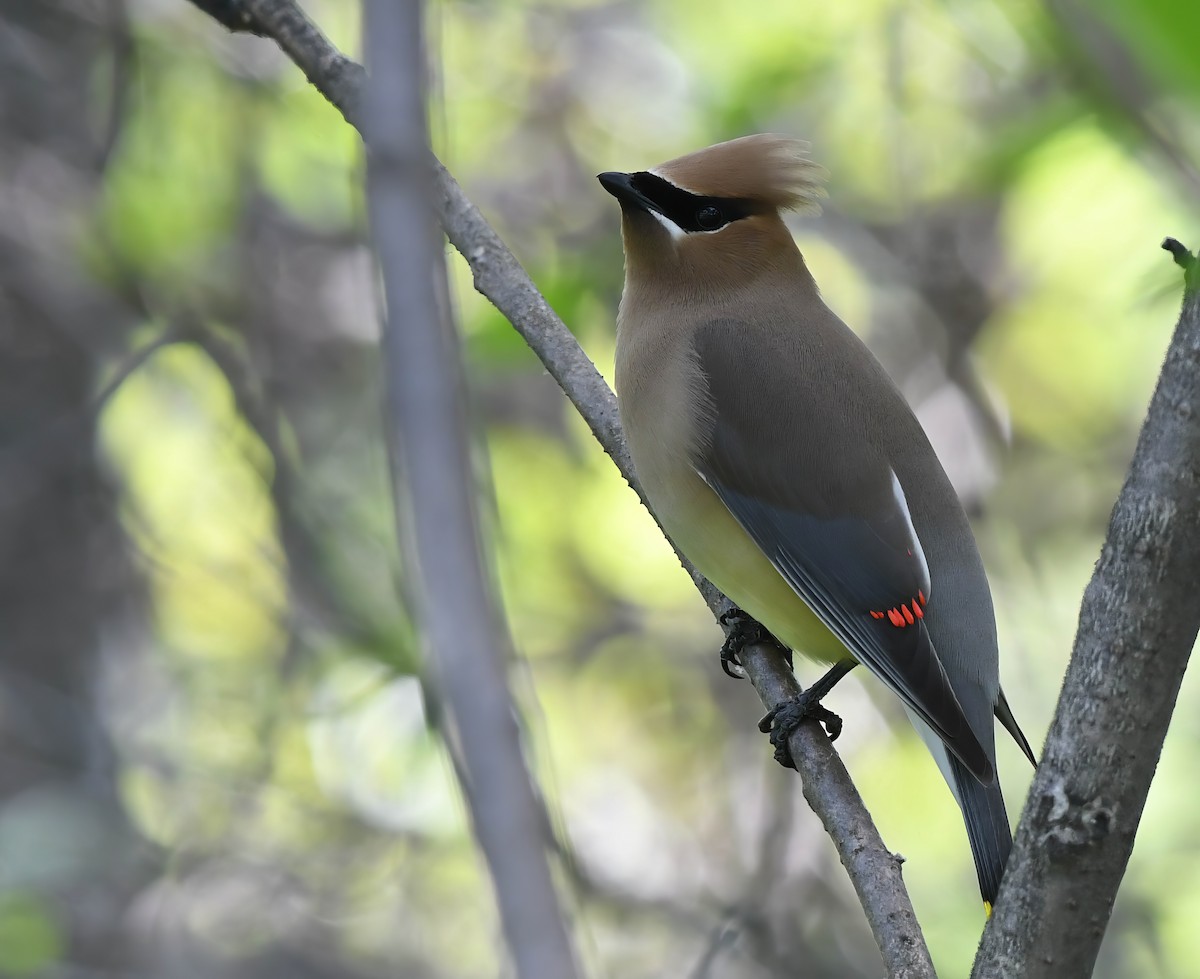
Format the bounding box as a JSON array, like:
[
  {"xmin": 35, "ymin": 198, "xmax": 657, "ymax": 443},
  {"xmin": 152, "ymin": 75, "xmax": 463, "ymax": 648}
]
[
  {"xmin": 10, "ymin": 0, "xmax": 1198, "ymax": 975},
  {"xmin": 0, "ymin": 894, "xmax": 62, "ymax": 977}
]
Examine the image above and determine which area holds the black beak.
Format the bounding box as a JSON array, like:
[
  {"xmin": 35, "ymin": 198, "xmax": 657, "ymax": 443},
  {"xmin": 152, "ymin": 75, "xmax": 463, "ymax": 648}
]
[{"xmin": 597, "ymin": 171, "xmax": 659, "ymax": 215}]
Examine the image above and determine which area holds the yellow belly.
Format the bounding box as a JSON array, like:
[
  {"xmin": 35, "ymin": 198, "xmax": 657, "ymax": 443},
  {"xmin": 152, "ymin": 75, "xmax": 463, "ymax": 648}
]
[{"xmin": 653, "ymin": 466, "xmax": 846, "ymax": 665}]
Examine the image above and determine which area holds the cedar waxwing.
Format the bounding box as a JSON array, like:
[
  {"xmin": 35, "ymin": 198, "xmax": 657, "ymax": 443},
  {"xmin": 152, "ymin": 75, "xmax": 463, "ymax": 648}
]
[{"xmin": 598, "ymin": 134, "xmax": 1036, "ymax": 909}]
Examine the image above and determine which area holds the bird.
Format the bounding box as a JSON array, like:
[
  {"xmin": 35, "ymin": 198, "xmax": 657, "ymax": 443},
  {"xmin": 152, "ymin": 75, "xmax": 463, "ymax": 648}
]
[{"xmin": 598, "ymin": 134, "xmax": 1036, "ymax": 910}]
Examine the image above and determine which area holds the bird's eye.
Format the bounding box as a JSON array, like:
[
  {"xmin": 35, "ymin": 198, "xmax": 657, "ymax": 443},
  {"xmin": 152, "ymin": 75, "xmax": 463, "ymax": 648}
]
[{"xmin": 695, "ymin": 205, "xmax": 725, "ymax": 231}]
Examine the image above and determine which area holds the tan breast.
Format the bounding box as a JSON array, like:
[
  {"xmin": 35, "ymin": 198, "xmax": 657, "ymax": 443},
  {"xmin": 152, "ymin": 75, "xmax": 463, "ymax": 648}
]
[
  {"xmin": 613, "ymin": 292, "xmax": 846, "ymax": 665},
  {"xmin": 614, "ymin": 306, "xmax": 706, "ymax": 520}
]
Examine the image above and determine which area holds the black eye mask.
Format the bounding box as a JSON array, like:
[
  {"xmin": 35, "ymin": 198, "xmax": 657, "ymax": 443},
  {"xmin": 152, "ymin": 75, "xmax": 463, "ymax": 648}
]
[{"xmin": 628, "ymin": 172, "xmax": 761, "ymax": 233}]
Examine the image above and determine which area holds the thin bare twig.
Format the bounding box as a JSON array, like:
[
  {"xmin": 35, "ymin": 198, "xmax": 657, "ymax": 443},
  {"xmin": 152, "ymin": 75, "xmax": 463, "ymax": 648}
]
[{"xmin": 360, "ymin": 2, "xmax": 581, "ymax": 978}]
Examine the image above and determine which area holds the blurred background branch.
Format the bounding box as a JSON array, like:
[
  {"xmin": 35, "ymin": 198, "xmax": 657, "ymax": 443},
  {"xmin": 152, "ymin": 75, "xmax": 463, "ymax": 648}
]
[{"xmin": 361, "ymin": 0, "xmax": 581, "ymax": 976}]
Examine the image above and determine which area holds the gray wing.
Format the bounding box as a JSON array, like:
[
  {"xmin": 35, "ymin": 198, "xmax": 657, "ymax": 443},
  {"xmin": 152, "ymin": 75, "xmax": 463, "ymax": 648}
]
[{"xmin": 692, "ymin": 319, "xmax": 993, "ymax": 783}]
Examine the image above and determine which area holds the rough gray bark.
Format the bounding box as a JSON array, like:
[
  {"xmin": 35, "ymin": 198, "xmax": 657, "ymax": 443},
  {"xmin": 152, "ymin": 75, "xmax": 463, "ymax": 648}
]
[
  {"xmin": 971, "ymin": 247, "xmax": 1200, "ymax": 977},
  {"xmin": 360, "ymin": 2, "xmax": 582, "ymax": 978},
  {"xmin": 186, "ymin": 2, "xmax": 942, "ymax": 975}
]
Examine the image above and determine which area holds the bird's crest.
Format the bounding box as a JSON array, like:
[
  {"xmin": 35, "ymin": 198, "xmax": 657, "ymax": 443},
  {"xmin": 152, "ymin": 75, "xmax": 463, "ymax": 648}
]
[{"xmin": 652, "ymin": 134, "xmax": 826, "ymax": 213}]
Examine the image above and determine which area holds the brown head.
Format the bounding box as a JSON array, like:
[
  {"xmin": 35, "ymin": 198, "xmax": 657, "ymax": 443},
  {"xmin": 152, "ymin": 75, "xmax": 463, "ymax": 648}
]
[{"xmin": 598, "ymin": 134, "xmax": 825, "ymax": 297}]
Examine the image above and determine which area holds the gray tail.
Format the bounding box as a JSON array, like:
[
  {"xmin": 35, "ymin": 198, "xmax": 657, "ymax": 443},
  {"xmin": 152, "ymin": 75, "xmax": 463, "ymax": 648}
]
[{"xmin": 950, "ymin": 754, "xmax": 1013, "ymax": 906}]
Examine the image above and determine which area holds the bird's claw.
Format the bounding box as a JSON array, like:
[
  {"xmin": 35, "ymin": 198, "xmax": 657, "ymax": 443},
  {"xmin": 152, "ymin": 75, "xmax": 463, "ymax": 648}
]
[
  {"xmin": 718, "ymin": 607, "xmax": 785, "ymax": 679},
  {"xmin": 758, "ymin": 694, "xmax": 844, "ymax": 769}
]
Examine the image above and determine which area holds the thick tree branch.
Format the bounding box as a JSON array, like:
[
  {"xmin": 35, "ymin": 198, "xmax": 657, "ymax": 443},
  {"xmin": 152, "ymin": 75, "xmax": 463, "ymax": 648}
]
[
  {"xmin": 361, "ymin": 2, "xmax": 581, "ymax": 978},
  {"xmin": 189, "ymin": 1, "xmax": 940, "ymax": 975},
  {"xmin": 971, "ymin": 247, "xmax": 1200, "ymax": 976}
]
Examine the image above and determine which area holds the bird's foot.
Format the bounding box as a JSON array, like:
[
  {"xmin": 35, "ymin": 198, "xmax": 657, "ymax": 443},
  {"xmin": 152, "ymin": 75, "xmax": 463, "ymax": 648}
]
[
  {"xmin": 718, "ymin": 607, "xmax": 787, "ymax": 679},
  {"xmin": 757, "ymin": 692, "xmax": 844, "ymax": 770}
]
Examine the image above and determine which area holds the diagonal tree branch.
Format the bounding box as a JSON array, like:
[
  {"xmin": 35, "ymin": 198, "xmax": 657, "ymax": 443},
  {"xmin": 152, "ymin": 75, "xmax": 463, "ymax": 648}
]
[
  {"xmin": 429, "ymin": 149, "xmax": 932, "ymax": 976},
  {"xmin": 184, "ymin": 1, "xmax": 1031, "ymax": 975},
  {"xmin": 971, "ymin": 245, "xmax": 1200, "ymax": 977}
]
